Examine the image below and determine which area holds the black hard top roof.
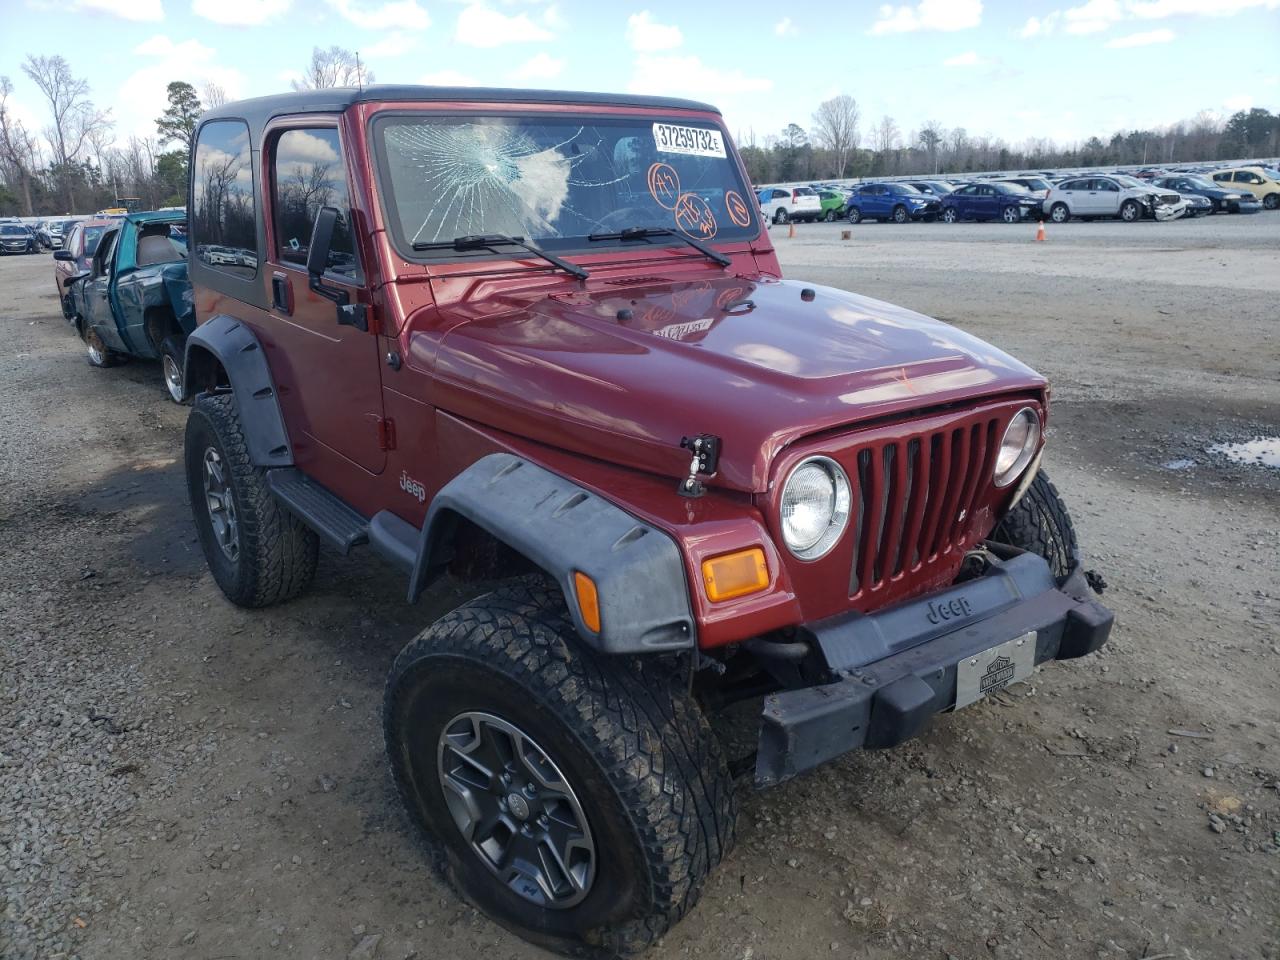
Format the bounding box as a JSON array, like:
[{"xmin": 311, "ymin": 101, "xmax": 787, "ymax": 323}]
[{"xmin": 202, "ymin": 85, "xmax": 721, "ymax": 128}]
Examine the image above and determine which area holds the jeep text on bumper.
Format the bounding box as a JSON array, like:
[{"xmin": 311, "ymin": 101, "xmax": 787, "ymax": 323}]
[{"xmin": 757, "ymin": 552, "xmax": 1111, "ymax": 785}]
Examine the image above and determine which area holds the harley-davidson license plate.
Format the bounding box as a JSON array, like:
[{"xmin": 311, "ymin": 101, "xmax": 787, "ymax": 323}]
[{"xmin": 954, "ymin": 632, "xmax": 1037, "ymax": 710}]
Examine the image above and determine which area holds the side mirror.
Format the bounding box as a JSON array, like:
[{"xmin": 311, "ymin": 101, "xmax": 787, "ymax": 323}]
[
  {"xmin": 306, "ymin": 206, "xmax": 339, "ymax": 279},
  {"xmin": 54, "ymin": 249, "xmax": 75, "ymax": 261}
]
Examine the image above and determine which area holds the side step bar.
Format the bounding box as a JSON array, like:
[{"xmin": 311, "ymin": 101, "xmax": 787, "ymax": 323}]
[
  {"xmin": 267, "ymin": 468, "xmax": 417, "ymax": 574},
  {"xmin": 267, "ymin": 468, "xmax": 369, "ymax": 554}
]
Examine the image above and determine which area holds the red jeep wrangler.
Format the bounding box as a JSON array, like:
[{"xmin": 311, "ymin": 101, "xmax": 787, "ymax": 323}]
[{"xmin": 180, "ymin": 86, "xmax": 1113, "ymax": 956}]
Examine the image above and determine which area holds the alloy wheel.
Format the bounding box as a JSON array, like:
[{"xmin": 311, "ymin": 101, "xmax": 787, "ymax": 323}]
[
  {"xmin": 202, "ymin": 447, "xmax": 239, "ymax": 562},
  {"xmin": 437, "ymin": 711, "xmax": 596, "ymax": 909},
  {"xmin": 163, "ymin": 354, "xmax": 184, "ymax": 403}
]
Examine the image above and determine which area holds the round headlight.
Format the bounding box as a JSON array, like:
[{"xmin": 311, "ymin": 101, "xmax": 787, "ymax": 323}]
[
  {"xmin": 780, "ymin": 456, "xmax": 851, "ymax": 560},
  {"xmin": 994, "ymin": 407, "xmax": 1041, "ymax": 487}
]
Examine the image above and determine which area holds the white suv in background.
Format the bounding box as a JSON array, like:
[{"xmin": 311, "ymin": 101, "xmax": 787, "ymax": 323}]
[
  {"xmin": 1045, "ymin": 174, "xmax": 1187, "ymax": 223},
  {"xmin": 757, "ymin": 186, "xmax": 823, "ymax": 224}
]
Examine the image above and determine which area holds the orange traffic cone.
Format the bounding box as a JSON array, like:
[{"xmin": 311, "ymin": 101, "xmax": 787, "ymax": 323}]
[
  {"xmin": 787, "ymin": 222, "xmax": 796, "ymax": 239},
  {"xmin": 1035, "ymin": 221, "xmax": 1046, "ymax": 242}
]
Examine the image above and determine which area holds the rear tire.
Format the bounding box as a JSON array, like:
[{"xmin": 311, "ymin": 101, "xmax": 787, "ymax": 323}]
[
  {"xmin": 385, "ymin": 579, "xmax": 736, "ymax": 958},
  {"xmin": 184, "ymin": 393, "xmax": 318, "ymax": 608},
  {"xmin": 991, "ymin": 469, "xmax": 1078, "ymax": 581},
  {"xmin": 160, "ymin": 335, "xmax": 186, "ymax": 404}
]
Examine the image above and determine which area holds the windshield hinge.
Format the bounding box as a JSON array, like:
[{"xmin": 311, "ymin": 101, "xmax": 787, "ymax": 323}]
[{"xmin": 677, "ymin": 434, "xmax": 720, "ymax": 498}]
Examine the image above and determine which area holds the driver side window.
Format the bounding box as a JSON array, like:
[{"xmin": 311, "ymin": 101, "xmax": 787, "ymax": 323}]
[
  {"xmin": 270, "ymin": 127, "xmax": 361, "ymax": 282},
  {"xmin": 94, "ymin": 229, "xmax": 119, "ymax": 277}
]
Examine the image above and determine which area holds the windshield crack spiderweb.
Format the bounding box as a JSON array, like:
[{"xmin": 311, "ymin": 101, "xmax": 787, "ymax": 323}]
[{"xmin": 386, "ymin": 122, "xmax": 628, "ymax": 244}]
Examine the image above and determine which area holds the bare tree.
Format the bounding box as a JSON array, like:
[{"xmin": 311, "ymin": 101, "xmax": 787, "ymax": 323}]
[
  {"xmin": 291, "ymin": 47, "xmax": 374, "ymax": 91},
  {"xmin": 201, "ymin": 81, "xmax": 229, "ymax": 109},
  {"xmin": 0, "ymin": 76, "xmax": 42, "ymax": 215},
  {"xmin": 21, "ymin": 54, "xmax": 111, "ymax": 210},
  {"xmin": 811, "ymin": 95, "xmax": 860, "ymax": 179}
]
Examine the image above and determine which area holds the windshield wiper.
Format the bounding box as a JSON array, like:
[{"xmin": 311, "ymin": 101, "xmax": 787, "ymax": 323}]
[
  {"xmin": 411, "ymin": 233, "xmax": 589, "ymax": 280},
  {"xmin": 587, "ymin": 225, "xmax": 731, "ymax": 268}
]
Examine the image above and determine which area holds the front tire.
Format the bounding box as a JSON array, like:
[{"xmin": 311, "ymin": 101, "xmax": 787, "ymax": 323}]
[
  {"xmin": 385, "ymin": 580, "xmax": 736, "ymax": 958},
  {"xmin": 1049, "ymin": 203, "xmax": 1070, "ymax": 223},
  {"xmin": 773, "ymin": 207, "xmax": 789, "ymax": 225},
  {"xmin": 184, "ymin": 393, "xmax": 318, "ymax": 607},
  {"xmin": 84, "ymin": 327, "xmax": 121, "ymax": 368},
  {"xmin": 1263, "ymin": 193, "xmax": 1279, "ymax": 210},
  {"xmin": 991, "ymin": 469, "xmax": 1079, "ymax": 581},
  {"xmin": 1001, "ymin": 205, "xmax": 1020, "ymax": 224},
  {"xmin": 892, "ymin": 204, "xmax": 909, "ymax": 224},
  {"xmin": 1120, "ymin": 199, "xmax": 1141, "ymax": 222},
  {"xmin": 941, "ymin": 206, "xmax": 958, "ymax": 223},
  {"xmin": 846, "ymin": 206, "xmax": 862, "ymax": 224}
]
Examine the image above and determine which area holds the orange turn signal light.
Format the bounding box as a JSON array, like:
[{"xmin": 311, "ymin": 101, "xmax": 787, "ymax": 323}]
[
  {"xmin": 702, "ymin": 548, "xmax": 770, "ymax": 603},
  {"xmin": 573, "ymin": 571, "xmax": 601, "ymax": 633}
]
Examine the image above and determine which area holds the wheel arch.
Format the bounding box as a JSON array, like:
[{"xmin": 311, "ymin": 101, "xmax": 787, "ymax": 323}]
[
  {"xmin": 407, "ymin": 454, "xmax": 696, "ymax": 655},
  {"xmin": 183, "ymin": 315, "xmax": 292, "ymax": 467}
]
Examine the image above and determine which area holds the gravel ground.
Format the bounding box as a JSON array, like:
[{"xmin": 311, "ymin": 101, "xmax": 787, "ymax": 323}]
[{"xmin": 1, "ymin": 212, "xmax": 1278, "ymax": 960}]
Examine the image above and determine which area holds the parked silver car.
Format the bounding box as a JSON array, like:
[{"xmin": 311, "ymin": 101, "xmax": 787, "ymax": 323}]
[{"xmin": 1044, "ymin": 174, "xmax": 1187, "ymax": 223}]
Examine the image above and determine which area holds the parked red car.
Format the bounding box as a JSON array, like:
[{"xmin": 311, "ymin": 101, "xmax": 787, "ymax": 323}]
[
  {"xmin": 179, "ymin": 86, "xmax": 1112, "ymax": 956},
  {"xmin": 53, "ymin": 218, "xmax": 113, "ymax": 321}
]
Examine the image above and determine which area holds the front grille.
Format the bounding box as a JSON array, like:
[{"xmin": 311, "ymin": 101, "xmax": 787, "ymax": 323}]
[
  {"xmin": 847, "ymin": 416, "xmax": 1000, "ymax": 597},
  {"xmin": 1159, "ymin": 193, "xmax": 1181, "ymax": 204}
]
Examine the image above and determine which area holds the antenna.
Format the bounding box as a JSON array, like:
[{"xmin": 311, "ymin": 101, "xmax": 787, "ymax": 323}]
[{"xmin": 356, "ymin": 51, "xmax": 365, "ymax": 91}]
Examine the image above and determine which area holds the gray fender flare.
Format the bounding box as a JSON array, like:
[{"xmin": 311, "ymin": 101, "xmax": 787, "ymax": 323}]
[
  {"xmin": 410, "ymin": 454, "xmax": 695, "ymax": 655},
  {"xmin": 183, "ymin": 315, "xmax": 292, "ymax": 468}
]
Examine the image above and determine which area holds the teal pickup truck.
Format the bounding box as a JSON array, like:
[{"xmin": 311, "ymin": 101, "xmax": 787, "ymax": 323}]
[{"xmin": 58, "ymin": 210, "xmax": 194, "ymax": 402}]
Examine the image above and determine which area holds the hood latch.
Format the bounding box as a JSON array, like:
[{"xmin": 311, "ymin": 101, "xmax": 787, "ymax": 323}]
[{"xmin": 678, "ymin": 434, "xmax": 721, "ymax": 498}]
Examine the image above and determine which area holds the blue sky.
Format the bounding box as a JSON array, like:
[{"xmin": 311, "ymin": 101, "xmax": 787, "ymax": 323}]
[{"xmin": 2, "ymin": 0, "xmax": 1278, "ymax": 156}]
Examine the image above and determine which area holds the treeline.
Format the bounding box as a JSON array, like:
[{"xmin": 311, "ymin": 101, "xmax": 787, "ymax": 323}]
[
  {"xmin": 0, "ymin": 46, "xmax": 364, "ymax": 218},
  {"xmin": 739, "ymin": 98, "xmax": 1279, "ymax": 183}
]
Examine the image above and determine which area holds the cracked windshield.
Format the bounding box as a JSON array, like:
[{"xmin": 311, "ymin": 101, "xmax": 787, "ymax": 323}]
[{"xmin": 376, "ymin": 115, "xmax": 758, "ymax": 252}]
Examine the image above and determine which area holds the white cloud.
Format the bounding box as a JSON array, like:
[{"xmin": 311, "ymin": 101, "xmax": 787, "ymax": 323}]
[
  {"xmin": 1223, "ymin": 94, "xmax": 1253, "ymax": 110},
  {"xmin": 1062, "ymin": 0, "xmax": 1124, "ymax": 33},
  {"xmin": 325, "ymin": 0, "xmax": 430, "ymax": 30},
  {"xmin": 1105, "ymin": 26, "xmax": 1175, "ymax": 44},
  {"xmin": 1128, "ymin": 0, "xmax": 1278, "ymax": 17},
  {"xmin": 870, "ymin": 0, "xmax": 982, "ymax": 34},
  {"xmin": 509, "ymin": 51, "xmax": 565, "ymax": 82},
  {"xmin": 455, "ymin": 3, "xmax": 555, "ymax": 47},
  {"xmin": 626, "ymin": 11, "xmax": 683, "ymax": 51},
  {"xmin": 119, "ymin": 35, "xmax": 247, "ymax": 140},
  {"xmin": 419, "ymin": 69, "xmax": 480, "ymax": 86},
  {"xmin": 363, "ymin": 34, "xmax": 419, "ymax": 58},
  {"xmin": 1019, "ymin": 12, "xmax": 1060, "ymax": 36},
  {"xmin": 628, "ymin": 54, "xmax": 772, "ymax": 97},
  {"xmin": 191, "ymin": 0, "xmax": 291, "ymax": 26},
  {"xmin": 774, "ymin": 16, "xmax": 798, "ymax": 36},
  {"xmin": 943, "ymin": 50, "xmax": 987, "ymax": 66}
]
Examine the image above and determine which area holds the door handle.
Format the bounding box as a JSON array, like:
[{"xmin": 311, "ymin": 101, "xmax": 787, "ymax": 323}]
[{"xmin": 271, "ymin": 272, "xmax": 293, "ymax": 315}]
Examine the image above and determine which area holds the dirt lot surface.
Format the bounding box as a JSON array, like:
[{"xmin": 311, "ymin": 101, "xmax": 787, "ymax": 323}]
[{"xmin": 2, "ymin": 214, "xmax": 1278, "ymax": 960}]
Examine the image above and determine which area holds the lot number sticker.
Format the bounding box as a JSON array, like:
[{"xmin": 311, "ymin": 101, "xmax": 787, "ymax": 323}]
[{"xmin": 653, "ymin": 123, "xmax": 726, "ymax": 158}]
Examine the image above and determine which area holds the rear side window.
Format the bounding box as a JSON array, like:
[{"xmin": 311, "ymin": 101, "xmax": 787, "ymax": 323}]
[
  {"xmin": 271, "ymin": 127, "xmax": 360, "ymax": 281},
  {"xmin": 192, "ymin": 119, "xmax": 258, "ymax": 279}
]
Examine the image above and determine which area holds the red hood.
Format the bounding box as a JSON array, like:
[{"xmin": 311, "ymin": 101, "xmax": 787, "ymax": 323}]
[{"xmin": 426, "ymin": 274, "xmax": 1046, "ymax": 492}]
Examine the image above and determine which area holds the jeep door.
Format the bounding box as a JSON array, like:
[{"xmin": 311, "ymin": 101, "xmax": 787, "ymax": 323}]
[{"xmin": 263, "ymin": 122, "xmax": 386, "ymax": 476}]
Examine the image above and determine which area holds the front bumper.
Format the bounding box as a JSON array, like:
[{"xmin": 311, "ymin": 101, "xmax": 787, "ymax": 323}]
[{"xmin": 755, "ymin": 552, "xmax": 1113, "ymax": 787}]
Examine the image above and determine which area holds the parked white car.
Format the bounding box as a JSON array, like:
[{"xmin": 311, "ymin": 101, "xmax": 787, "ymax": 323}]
[
  {"xmin": 757, "ymin": 186, "xmax": 823, "ymax": 225},
  {"xmin": 1044, "ymin": 175, "xmax": 1187, "ymax": 223}
]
